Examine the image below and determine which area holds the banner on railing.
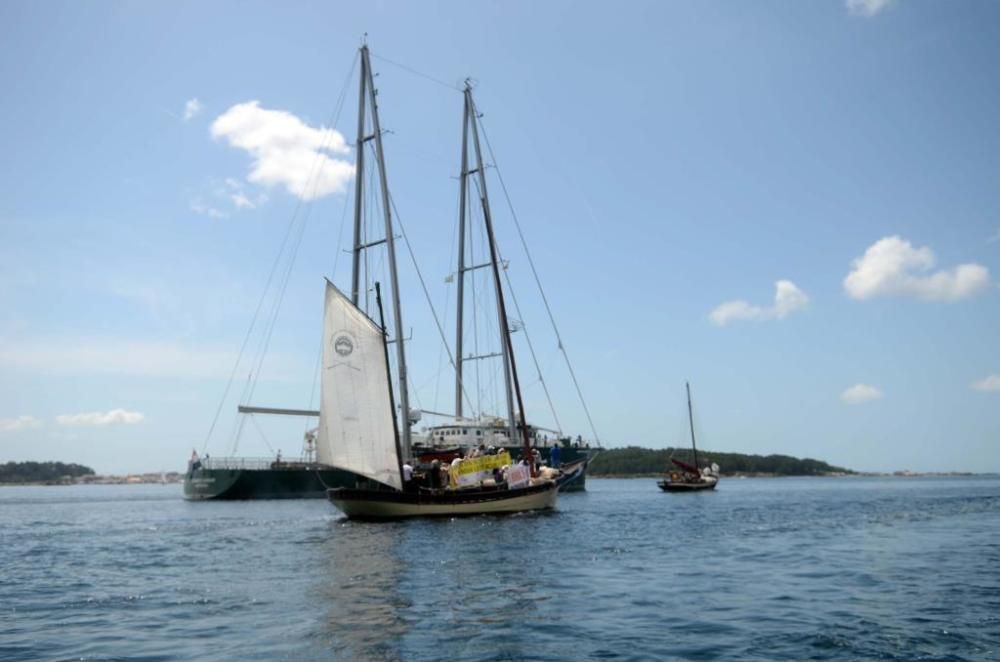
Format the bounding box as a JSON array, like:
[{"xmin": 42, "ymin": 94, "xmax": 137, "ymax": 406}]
[
  {"xmin": 506, "ymin": 465, "xmax": 530, "ymax": 489},
  {"xmin": 449, "ymin": 452, "xmax": 512, "ymax": 487}
]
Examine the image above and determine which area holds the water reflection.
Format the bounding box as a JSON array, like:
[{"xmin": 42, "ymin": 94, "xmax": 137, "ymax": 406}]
[{"xmin": 320, "ymin": 520, "xmax": 409, "ymax": 660}]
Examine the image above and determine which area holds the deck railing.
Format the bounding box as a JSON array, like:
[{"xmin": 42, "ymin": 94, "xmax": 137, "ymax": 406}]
[{"xmin": 198, "ymin": 457, "xmax": 319, "ymax": 471}]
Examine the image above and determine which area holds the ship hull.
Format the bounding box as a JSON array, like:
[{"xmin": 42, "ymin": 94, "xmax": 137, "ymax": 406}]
[
  {"xmin": 327, "ymin": 481, "xmax": 558, "ymax": 519},
  {"xmin": 657, "ymin": 477, "xmax": 718, "ymax": 492},
  {"xmin": 183, "ymin": 465, "xmax": 358, "ymax": 500}
]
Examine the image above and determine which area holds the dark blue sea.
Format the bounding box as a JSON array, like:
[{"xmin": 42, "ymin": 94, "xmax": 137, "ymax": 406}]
[{"xmin": 2, "ymin": 477, "xmax": 998, "ymax": 661}]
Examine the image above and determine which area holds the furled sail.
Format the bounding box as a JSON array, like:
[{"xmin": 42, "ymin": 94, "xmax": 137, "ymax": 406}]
[{"xmin": 316, "ymin": 280, "xmax": 402, "ymax": 491}]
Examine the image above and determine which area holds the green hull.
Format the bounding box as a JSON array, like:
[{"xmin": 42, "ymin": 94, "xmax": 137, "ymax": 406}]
[{"xmin": 183, "ymin": 465, "xmax": 359, "ymax": 500}]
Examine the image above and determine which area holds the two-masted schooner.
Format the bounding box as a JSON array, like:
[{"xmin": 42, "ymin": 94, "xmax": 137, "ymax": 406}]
[{"xmin": 322, "ymin": 45, "xmax": 560, "ymax": 518}]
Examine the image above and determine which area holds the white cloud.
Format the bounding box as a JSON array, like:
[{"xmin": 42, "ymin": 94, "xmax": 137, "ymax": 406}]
[
  {"xmin": 846, "ymin": 0, "xmax": 894, "ymax": 17},
  {"xmin": 183, "ymin": 98, "xmax": 203, "ymax": 121},
  {"xmin": 226, "ymin": 179, "xmax": 267, "ymax": 210},
  {"xmin": 0, "ymin": 415, "xmax": 42, "ymax": 432},
  {"xmin": 56, "ymin": 409, "xmax": 145, "ymax": 426},
  {"xmin": 709, "ymin": 280, "xmax": 809, "ymax": 326},
  {"xmin": 190, "ymin": 198, "xmax": 228, "ymax": 219},
  {"xmin": 844, "ymin": 236, "xmax": 990, "ymax": 301},
  {"xmin": 971, "ymin": 375, "xmax": 1000, "ymax": 392},
  {"xmin": 841, "ymin": 383, "xmax": 883, "ymax": 405},
  {"xmin": 211, "ymin": 101, "xmax": 354, "ymax": 201}
]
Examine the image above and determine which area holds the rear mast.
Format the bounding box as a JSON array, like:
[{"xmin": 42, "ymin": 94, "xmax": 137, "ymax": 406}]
[{"xmin": 464, "ymin": 85, "xmax": 532, "ymax": 464}]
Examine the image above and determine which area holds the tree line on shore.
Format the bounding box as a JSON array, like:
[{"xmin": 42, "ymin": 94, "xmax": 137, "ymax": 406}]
[
  {"xmin": 0, "ymin": 461, "xmax": 96, "ymax": 484},
  {"xmin": 589, "ymin": 446, "xmax": 852, "ymax": 476}
]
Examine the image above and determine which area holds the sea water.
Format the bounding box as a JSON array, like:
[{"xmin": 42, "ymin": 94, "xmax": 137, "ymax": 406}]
[{"xmin": 1, "ymin": 476, "xmax": 998, "ymax": 660}]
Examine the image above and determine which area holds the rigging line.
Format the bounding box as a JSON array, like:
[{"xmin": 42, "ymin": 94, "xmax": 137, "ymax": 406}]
[
  {"xmin": 245, "ymin": 63, "xmax": 359, "ymax": 403},
  {"xmin": 203, "ymin": 52, "xmax": 358, "ymax": 455},
  {"xmin": 476, "ymin": 115, "xmax": 602, "ymax": 445},
  {"xmin": 385, "ymin": 191, "xmax": 475, "ymax": 412},
  {"xmin": 435, "ymin": 175, "xmax": 463, "ymax": 414},
  {"xmin": 304, "ymin": 328, "xmax": 324, "ymax": 439},
  {"xmin": 369, "ymin": 51, "xmax": 463, "ymax": 93},
  {"xmin": 244, "ymin": 191, "xmax": 312, "ymax": 406},
  {"xmin": 329, "ymin": 183, "xmax": 353, "ymax": 279},
  {"xmin": 201, "ymin": 211, "xmax": 298, "ymax": 454},
  {"xmin": 469, "ymin": 173, "xmax": 562, "ymax": 433},
  {"xmin": 226, "ymin": 371, "xmax": 255, "ymax": 455},
  {"xmin": 248, "ymin": 414, "xmax": 276, "ymax": 455}
]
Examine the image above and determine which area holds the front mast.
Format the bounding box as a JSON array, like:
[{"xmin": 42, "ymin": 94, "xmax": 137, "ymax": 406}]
[{"xmin": 352, "ymin": 45, "xmax": 412, "ymax": 457}]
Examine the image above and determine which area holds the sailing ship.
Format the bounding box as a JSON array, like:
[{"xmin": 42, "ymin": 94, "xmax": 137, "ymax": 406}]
[
  {"xmin": 324, "ymin": 46, "xmax": 562, "ymax": 518},
  {"xmin": 657, "ymin": 382, "xmax": 720, "ymax": 492},
  {"xmin": 185, "ymin": 44, "xmax": 591, "ymax": 503}
]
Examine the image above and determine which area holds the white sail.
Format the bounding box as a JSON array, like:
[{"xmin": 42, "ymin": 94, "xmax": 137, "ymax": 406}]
[{"xmin": 316, "ymin": 280, "xmax": 402, "ymax": 491}]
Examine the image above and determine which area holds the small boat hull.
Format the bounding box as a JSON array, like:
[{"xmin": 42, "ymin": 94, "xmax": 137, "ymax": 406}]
[
  {"xmin": 555, "ymin": 458, "xmax": 588, "ymax": 491},
  {"xmin": 328, "ymin": 481, "xmax": 558, "ymax": 519},
  {"xmin": 657, "ymin": 476, "xmax": 718, "ymax": 492}
]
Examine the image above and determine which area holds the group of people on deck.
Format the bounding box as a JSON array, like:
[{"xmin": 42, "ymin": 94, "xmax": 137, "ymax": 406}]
[{"xmin": 400, "ymin": 442, "xmax": 564, "ymax": 493}]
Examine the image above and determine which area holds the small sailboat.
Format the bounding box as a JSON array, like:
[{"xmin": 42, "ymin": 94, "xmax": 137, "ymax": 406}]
[
  {"xmin": 658, "ymin": 382, "xmax": 720, "ymax": 492},
  {"xmin": 323, "ymin": 46, "xmax": 557, "ymax": 519}
]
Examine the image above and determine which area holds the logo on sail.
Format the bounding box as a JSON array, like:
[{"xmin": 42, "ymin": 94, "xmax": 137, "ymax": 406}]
[{"xmin": 333, "ymin": 333, "xmax": 354, "ymax": 357}]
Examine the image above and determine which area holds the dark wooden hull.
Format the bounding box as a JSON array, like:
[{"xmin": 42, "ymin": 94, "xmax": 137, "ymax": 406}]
[
  {"xmin": 327, "ymin": 480, "xmax": 558, "ymax": 519},
  {"xmin": 657, "ymin": 478, "xmax": 718, "ymax": 492}
]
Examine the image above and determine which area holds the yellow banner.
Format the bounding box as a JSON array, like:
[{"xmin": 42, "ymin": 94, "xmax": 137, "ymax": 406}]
[
  {"xmin": 449, "ymin": 451, "xmax": 512, "ymax": 487},
  {"xmin": 454, "ymin": 451, "xmax": 512, "ymax": 475}
]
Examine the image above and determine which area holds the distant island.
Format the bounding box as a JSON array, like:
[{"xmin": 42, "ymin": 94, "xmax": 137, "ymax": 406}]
[
  {"xmin": 1, "ymin": 461, "xmax": 96, "ymax": 485},
  {"xmin": 589, "ymin": 446, "xmax": 853, "ymax": 477},
  {"xmin": 0, "ymin": 461, "xmax": 184, "ymax": 486}
]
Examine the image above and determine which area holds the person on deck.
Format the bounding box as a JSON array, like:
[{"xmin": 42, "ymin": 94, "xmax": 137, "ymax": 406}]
[
  {"xmin": 402, "ymin": 462, "xmax": 414, "ymax": 492},
  {"xmin": 430, "ymin": 460, "xmax": 441, "ymax": 489},
  {"xmin": 549, "ymin": 442, "xmax": 561, "ymax": 469}
]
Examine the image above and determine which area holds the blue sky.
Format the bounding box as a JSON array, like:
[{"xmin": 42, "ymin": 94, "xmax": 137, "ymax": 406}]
[{"xmin": 1, "ymin": 0, "xmax": 998, "ymax": 475}]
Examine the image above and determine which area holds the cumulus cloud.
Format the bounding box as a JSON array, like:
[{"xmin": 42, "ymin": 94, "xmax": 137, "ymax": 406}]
[
  {"xmin": 190, "ymin": 198, "xmax": 228, "ymax": 219},
  {"xmin": 709, "ymin": 280, "xmax": 809, "ymax": 326},
  {"xmin": 183, "ymin": 98, "xmax": 203, "ymax": 121},
  {"xmin": 971, "ymin": 375, "xmax": 1000, "ymax": 392},
  {"xmin": 0, "ymin": 415, "xmax": 42, "ymax": 432},
  {"xmin": 846, "ymin": 0, "xmax": 894, "ymax": 17},
  {"xmin": 211, "ymin": 101, "xmax": 354, "ymax": 201},
  {"xmin": 843, "ymin": 236, "xmax": 990, "ymax": 301},
  {"xmin": 841, "ymin": 384, "xmax": 883, "ymax": 405},
  {"xmin": 224, "ymin": 177, "xmax": 267, "ymax": 210},
  {"xmin": 56, "ymin": 409, "xmax": 145, "ymax": 426}
]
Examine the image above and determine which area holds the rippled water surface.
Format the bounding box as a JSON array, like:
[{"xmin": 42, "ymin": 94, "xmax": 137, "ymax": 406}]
[{"xmin": 2, "ymin": 477, "xmax": 999, "ymax": 660}]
